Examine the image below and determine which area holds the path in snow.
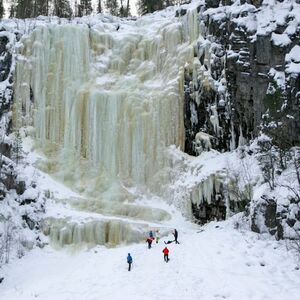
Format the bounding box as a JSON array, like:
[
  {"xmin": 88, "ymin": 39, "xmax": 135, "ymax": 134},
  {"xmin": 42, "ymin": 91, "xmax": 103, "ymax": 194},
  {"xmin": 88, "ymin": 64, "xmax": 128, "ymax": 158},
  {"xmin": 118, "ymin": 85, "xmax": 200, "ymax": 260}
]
[{"xmin": 2, "ymin": 220, "xmax": 300, "ymax": 300}]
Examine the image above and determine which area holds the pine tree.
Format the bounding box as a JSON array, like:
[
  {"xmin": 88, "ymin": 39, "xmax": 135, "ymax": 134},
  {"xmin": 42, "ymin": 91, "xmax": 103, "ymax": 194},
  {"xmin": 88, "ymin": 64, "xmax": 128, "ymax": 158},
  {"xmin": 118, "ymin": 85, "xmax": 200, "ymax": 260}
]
[
  {"xmin": 119, "ymin": 0, "xmax": 125, "ymax": 17},
  {"xmin": 74, "ymin": 0, "xmax": 80, "ymax": 16},
  {"xmin": 105, "ymin": 0, "xmax": 119, "ymax": 16},
  {"xmin": 33, "ymin": 0, "xmax": 49, "ymax": 17},
  {"xmin": 126, "ymin": 0, "xmax": 130, "ymax": 17},
  {"xmin": 119, "ymin": 0, "xmax": 130, "ymax": 17},
  {"xmin": 137, "ymin": 0, "xmax": 153, "ymax": 15},
  {"xmin": 53, "ymin": 0, "xmax": 72, "ymax": 18},
  {"xmin": 0, "ymin": 0, "xmax": 4, "ymax": 19},
  {"xmin": 9, "ymin": 0, "xmax": 17, "ymax": 18},
  {"xmin": 137, "ymin": 0, "xmax": 170, "ymax": 15},
  {"xmin": 15, "ymin": 0, "xmax": 34, "ymax": 19},
  {"xmin": 97, "ymin": 0, "xmax": 102, "ymax": 14},
  {"xmin": 80, "ymin": 0, "xmax": 93, "ymax": 16},
  {"xmin": 12, "ymin": 131, "xmax": 23, "ymax": 165}
]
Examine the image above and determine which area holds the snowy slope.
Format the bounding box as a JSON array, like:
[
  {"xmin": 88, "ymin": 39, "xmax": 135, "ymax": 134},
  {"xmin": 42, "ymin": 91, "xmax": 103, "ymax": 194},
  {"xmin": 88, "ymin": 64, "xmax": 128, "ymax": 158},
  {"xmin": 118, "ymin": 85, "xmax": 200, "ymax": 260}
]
[
  {"xmin": 2, "ymin": 133, "xmax": 300, "ymax": 300},
  {"xmin": 1, "ymin": 217, "xmax": 300, "ymax": 300}
]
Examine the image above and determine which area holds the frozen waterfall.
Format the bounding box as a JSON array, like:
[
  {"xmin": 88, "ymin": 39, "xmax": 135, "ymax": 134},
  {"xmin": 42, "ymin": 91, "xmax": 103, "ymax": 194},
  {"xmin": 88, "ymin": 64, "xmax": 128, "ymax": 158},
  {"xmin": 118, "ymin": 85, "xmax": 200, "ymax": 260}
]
[
  {"xmin": 13, "ymin": 9, "xmax": 214, "ymax": 247},
  {"xmin": 14, "ymin": 18, "xmax": 196, "ymax": 195}
]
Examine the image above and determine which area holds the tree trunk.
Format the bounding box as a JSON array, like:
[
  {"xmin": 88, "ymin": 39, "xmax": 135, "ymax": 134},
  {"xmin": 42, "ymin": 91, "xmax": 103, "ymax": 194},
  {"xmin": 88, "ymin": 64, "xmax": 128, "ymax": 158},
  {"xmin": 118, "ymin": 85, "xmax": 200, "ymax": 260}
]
[{"xmin": 126, "ymin": 0, "xmax": 130, "ymax": 16}]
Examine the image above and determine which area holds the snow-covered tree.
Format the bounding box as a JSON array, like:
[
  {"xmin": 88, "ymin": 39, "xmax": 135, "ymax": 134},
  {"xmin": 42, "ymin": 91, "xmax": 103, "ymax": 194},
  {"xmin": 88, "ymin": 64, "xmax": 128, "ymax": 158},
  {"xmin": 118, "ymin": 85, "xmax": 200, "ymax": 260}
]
[
  {"xmin": 33, "ymin": 0, "xmax": 49, "ymax": 17},
  {"xmin": 53, "ymin": 0, "xmax": 72, "ymax": 18},
  {"xmin": 97, "ymin": 0, "xmax": 102, "ymax": 14},
  {"xmin": 105, "ymin": 0, "xmax": 119, "ymax": 16},
  {"xmin": 119, "ymin": 0, "xmax": 125, "ymax": 17},
  {"xmin": 0, "ymin": 0, "xmax": 4, "ymax": 19},
  {"xmin": 119, "ymin": 0, "xmax": 130, "ymax": 17},
  {"xmin": 137, "ymin": 0, "xmax": 175, "ymax": 15},
  {"xmin": 15, "ymin": 0, "xmax": 34, "ymax": 18},
  {"xmin": 137, "ymin": 0, "xmax": 163, "ymax": 15},
  {"xmin": 10, "ymin": 0, "xmax": 50, "ymax": 18},
  {"xmin": 12, "ymin": 131, "xmax": 23, "ymax": 165},
  {"xmin": 126, "ymin": 0, "xmax": 130, "ymax": 16},
  {"xmin": 0, "ymin": 219, "xmax": 13, "ymax": 265},
  {"xmin": 79, "ymin": 0, "xmax": 93, "ymax": 16},
  {"xmin": 9, "ymin": 0, "xmax": 16, "ymax": 18}
]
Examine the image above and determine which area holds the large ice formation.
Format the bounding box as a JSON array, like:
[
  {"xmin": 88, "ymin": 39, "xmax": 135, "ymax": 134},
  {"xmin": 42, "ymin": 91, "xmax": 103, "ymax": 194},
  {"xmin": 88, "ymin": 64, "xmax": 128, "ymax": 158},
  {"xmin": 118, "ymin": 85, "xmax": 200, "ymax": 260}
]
[{"xmin": 13, "ymin": 8, "xmax": 215, "ymax": 247}]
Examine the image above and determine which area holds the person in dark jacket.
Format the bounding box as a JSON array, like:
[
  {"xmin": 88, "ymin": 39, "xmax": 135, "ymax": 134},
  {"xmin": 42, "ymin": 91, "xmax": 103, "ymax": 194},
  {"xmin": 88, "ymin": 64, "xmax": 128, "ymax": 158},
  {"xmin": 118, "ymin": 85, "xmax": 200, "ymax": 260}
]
[
  {"xmin": 127, "ymin": 253, "xmax": 133, "ymax": 271},
  {"xmin": 146, "ymin": 237, "xmax": 153, "ymax": 249},
  {"xmin": 162, "ymin": 247, "xmax": 169, "ymax": 262},
  {"xmin": 173, "ymin": 229, "xmax": 179, "ymax": 244}
]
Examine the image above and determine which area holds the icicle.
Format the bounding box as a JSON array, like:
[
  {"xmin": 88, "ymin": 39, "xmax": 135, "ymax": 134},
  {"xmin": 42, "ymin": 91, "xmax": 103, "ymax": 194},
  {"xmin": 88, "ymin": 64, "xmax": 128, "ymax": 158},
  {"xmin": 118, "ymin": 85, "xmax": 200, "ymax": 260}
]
[
  {"xmin": 210, "ymin": 105, "xmax": 220, "ymax": 136},
  {"xmin": 238, "ymin": 125, "xmax": 247, "ymax": 147},
  {"xmin": 230, "ymin": 121, "xmax": 236, "ymax": 151},
  {"xmin": 190, "ymin": 102, "xmax": 198, "ymax": 125},
  {"xmin": 184, "ymin": 8, "xmax": 200, "ymax": 43}
]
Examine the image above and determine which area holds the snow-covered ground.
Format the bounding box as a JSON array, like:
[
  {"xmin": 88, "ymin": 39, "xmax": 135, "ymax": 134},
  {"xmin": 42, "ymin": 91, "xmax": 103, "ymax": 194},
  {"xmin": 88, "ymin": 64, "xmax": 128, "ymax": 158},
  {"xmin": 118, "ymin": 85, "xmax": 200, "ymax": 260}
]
[{"xmin": 1, "ymin": 217, "xmax": 300, "ymax": 300}]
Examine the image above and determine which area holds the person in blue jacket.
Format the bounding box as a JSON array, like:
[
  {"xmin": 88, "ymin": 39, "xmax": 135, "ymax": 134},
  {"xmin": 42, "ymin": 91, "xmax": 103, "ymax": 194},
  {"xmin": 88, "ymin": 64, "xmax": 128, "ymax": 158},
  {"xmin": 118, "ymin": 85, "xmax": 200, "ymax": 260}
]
[{"xmin": 127, "ymin": 253, "xmax": 133, "ymax": 271}]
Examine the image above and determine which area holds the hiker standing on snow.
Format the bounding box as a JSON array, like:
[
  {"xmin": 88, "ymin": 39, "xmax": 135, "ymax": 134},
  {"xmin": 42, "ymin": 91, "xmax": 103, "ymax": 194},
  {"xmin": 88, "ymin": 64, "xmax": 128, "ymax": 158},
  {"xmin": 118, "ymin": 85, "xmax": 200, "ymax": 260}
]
[
  {"xmin": 163, "ymin": 247, "xmax": 169, "ymax": 262},
  {"xmin": 149, "ymin": 230, "xmax": 154, "ymax": 238},
  {"xmin": 173, "ymin": 229, "xmax": 179, "ymax": 244},
  {"xmin": 146, "ymin": 236, "xmax": 153, "ymax": 249},
  {"xmin": 127, "ymin": 253, "xmax": 133, "ymax": 271}
]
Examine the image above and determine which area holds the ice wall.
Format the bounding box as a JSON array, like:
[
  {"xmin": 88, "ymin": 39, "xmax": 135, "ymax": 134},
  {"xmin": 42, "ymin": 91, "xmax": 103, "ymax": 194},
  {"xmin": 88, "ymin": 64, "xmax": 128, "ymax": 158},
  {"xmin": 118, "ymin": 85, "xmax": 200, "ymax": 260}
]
[
  {"xmin": 43, "ymin": 217, "xmax": 149, "ymax": 247},
  {"xmin": 190, "ymin": 173, "xmax": 227, "ymax": 223},
  {"xmin": 12, "ymin": 8, "xmax": 215, "ymax": 248},
  {"xmin": 190, "ymin": 174, "xmax": 221, "ymax": 206},
  {"xmin": 14, "ymin": 12, "xmax": 203, "ymax": 197}
]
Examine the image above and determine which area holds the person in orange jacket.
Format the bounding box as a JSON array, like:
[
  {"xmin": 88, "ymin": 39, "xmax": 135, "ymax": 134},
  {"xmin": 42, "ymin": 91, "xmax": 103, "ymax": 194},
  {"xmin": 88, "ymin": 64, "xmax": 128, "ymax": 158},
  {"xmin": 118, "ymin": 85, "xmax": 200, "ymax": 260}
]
[{"xmin": 162, "ymin": 247, "xmax": 169, "ymax": 262}]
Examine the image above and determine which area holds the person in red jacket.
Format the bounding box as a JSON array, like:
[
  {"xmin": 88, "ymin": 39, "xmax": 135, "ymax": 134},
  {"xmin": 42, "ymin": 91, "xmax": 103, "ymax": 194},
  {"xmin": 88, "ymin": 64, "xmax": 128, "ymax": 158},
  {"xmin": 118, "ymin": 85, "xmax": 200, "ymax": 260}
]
[
  {"xmin": 146, "ymin": 237, "xmax": 153, "ymax": 249},
  {"xmin": 162, "ymin": 247, "xmax": 169, "ymax": 262}
]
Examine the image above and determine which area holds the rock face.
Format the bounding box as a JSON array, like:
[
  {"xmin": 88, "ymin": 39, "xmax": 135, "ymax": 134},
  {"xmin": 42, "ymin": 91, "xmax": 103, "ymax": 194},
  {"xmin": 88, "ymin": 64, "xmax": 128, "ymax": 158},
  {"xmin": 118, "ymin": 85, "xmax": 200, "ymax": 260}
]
[
  {"xmin": 0, "ymin": 30, "xmax": 14, "ymax": 120},
  {"xmin": 192, "ymin": 201, "xmax": 226, "ymax": 224},
  {"xmin": 0, "ymin": 30, "xmax": 15, "ymax": 167},
  {"xmin": 183, "ymin": 1, "xmax": 300, "ymax": 155},
  {"xmin": 181, "ymin": 1, "xmax": 300, "ymax": 227},
  {"xmin": 0, "ymin": 29, "xmax": 45, "ymax": 257},
  {"xmin": 190, "ymin": 174, "xmax": 227, "ymax": 224},
  {"xmin": 251, "ymin": 196, "xmax": 278, "ymax": 235},
  {"xmin": 251, "ymin": 195, "xmax": 300, "ymax": 240}
]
